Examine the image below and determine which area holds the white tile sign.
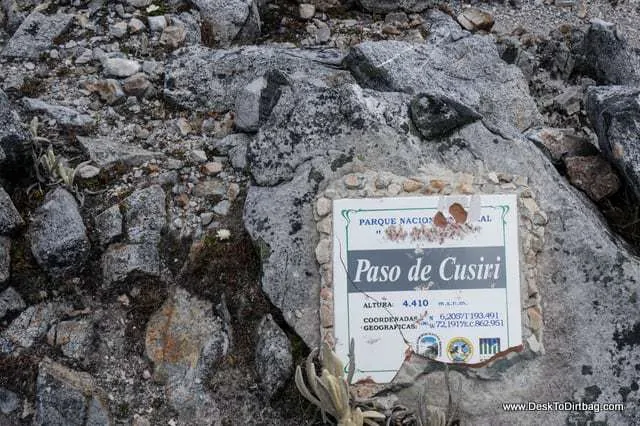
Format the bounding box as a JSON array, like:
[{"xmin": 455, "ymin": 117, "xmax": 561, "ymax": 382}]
[{"xmin": 332, "ymin": 194, "xmax": 522, "ymax": 383}]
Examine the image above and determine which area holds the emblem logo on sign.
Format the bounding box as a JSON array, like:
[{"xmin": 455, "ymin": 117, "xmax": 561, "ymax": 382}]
[
  {"xmin": 447, "ymin": 337, "xmax": 473, "ymax": 362},
  {"xmin": 479, "ymin": 338, "xmax": 500, "ymax": 358},
  {"xmin": 416, "ymin": 333, "xmax": 441, "ymax": 358}
]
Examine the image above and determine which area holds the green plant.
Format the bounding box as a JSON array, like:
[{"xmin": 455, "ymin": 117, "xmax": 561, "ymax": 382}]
[
  {"xmin": 29, "ymin": 117, "xmax": 91, "ymax": 204},
  {"xmin": 295, "ymin": 341, "xmax": 385, "ymax": 426},
  {"xmin": 296, "ymin": 341, "xmax": 460, "ymax": 426}
]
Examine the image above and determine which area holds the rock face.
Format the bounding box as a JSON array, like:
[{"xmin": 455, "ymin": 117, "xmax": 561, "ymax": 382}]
[
  {"xmin": 565, "ymin": 155, "xmax": 620, "ymax": 201},
  {"xmin": 0, "ymin": 185, "xmax": 24, "ymax": 235},
  {"xmin": 255, "ymin": 315, "xmax": 293, "ymax": 397},
  {"xmin": 409, "ymin": 93, "xmax": 482, "ymax": 139},
  {"xmin": 585, "ymin": 85, "xmax": 640, "ymax": 199},
  {"xmin": 1, "ymin": 12, "xmax": 74, "ymax": 59},
  {"xmin": 164, "ymin": 45, "xmax": 345, "ymax": 112},
  {"xmin": 145, "ymin": 287, "xmax": 228, "ymax": 424},
  {"xmin": 0, "ymin": 287, "xmax": 26, "ymax": 320},
  {"xmin": 46, "ymin": 320, "xmax": 94, "ymax": 360},
  {"xmin": 77, "ymin": 136, "xmax": 161, "ymax": 170},
  {"xmin": 357, "ymin": 0, "xmax": 433, "ymax": 13},
  {"xmin": 191, "ymin": 0, "xmax": 261, "ymax": 47},
  {"xmin": 0, "ymin": 236, "xmax": 10, "ymax": 283},
  {"xmin": 573, "ymin": 19, "xmax": 640, "ymax": 85},
  {"xmin": 22, "ymin": 98, "xmax": 95, "ymax": 129},
  {"xmin": 0, "ymin": 89, "xmax": 31, "ymax": 173},
  {"xmin": 29, "ymin": 188, "xmax": 90, "ymax": 277},
  {"xmin": 2, "ymin": 303, "xmax": 66, "ymax": 349},
  {"xmin": 345, "ymin": 21, "xmax": 541, "ymax": 133},
  {"xmin": 34, "ymin": 358, "xmax": 111, "ymax": 426},
  {"xmin": 101, "ymin": 243, "xmax": 160, "ymax": 285},
  {"xmin": 123, "ymin": 185, "xmax": 166, "ymax": 244},
  {"xmin": 237, "ymin": 11, "xmax": 640, "ymax": 425}
]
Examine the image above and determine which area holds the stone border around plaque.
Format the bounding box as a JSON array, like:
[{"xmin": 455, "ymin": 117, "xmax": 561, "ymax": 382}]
[{"xmin": 314, "ymin": 165, "xmax": 546, "ymax": 383}]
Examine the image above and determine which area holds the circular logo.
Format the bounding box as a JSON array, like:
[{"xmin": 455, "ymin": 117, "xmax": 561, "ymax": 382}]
[
  {"xmin": 447, "ymin": 337, "xmax": 473, "ymax": 362},
  {"xmin": 416, "ymin": 333, "xmax": 441, "ymax": 358}
]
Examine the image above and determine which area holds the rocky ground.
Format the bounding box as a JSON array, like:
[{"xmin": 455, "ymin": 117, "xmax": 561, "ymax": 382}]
[{"xmin": 0, "ymin": 0, "xmax": 640, "ymax": 425}]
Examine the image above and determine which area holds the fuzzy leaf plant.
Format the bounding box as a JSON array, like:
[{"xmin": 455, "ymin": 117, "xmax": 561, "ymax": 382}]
[{"xmin": 295, "ymin": 341, "xmax": 386, "ymax": 426}]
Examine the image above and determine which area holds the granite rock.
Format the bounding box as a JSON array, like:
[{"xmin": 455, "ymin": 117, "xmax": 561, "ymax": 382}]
[
  {"xmin": 29, "ymin": 188, "xmax": 90, "ymax": 277},
  {"xmin": 255, "ymin": 315, "xmax": 293, "ymax": 397},
  {"xmin": 0, "ymin": 185, "xmax": 24, "ymax": 235},
  {"xmin": 585, "ymin": 85, "xmax": 640, "ymax": 199},
  {"xmin": 1, "ymin": 12, "xmax": 74, "ymax": 59},
  {"xmin": 33, "ymin": 358, "xmax": 111, "ymax": 426},
  {"xmin": 22, "ymin": 97, "xmax": 95, "ymax": 129}
]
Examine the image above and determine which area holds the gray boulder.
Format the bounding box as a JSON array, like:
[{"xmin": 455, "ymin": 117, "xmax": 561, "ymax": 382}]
[
  {"xmin": 94, "ymin": 204, "xmax": 123, "ymax": 247},
  {"xmin": 77, "ymin": 136, "xmax": 161, "ymax": 171},
  {"xmin": 145, "ymin": 287, "xmax": 227, "ymax": 423},
  {"xmin": 2, "ymin": 302, "xmax": 66, "ymax": 349},
  {"xmin": 0, "ymin": 387, "xmax": 20, "ymax": 414},
  {"xmin": 0, "ymin": 236, "xmax": 9, "ymax": 283},
  {"xmin": 0, "ymin": 89, "xmax": 31, "ymax": 172},
  {"xmin": 29, "ymin": 188, "xmax": 90, "ymax": 277},
  {"xmin": 409, "ymin": 92, "xmax": 482, "ymax": 139},
  {"xmin": 1, "ymin": 12, "xmax": 74, "ymax": 59},
  {"xmin": 234, "ymin": 72, "xmax": 286, "ymax": 133},
  {"xmin": 357, "ymin": 0, "xmax": 433, "ymax": 13},
  {"xmin": 345, "ymin": 19, "xmax": 541, "ymax": 133},
  {"xmin": 191, "ymin": 0, "xmax": 261, "ymax": 47},
  {"xmin": 255, "ymin": 315, "xmax": 293, "ymax": 397},
  {"xmin": 164, "ymin": 44, "xmax": 345, "ymax": 112},
  {"xmin": 123, "ymin": 185, "xmax": 166, "ymax": 244},
  {"xmin": 34, "ymin": 358, "xmax": 111, "ymax": 426},
  {"xmin": 101, "ymin": 243, "xmax": 160, "ymax": 286},
  {"xmin": 0, "ymin": 287, "xmax": 25, "ymax": 320},
  {"xmin": 573, "ymin": 19, "xmax": 640, "ymax": 85},
  {"xmin": 585, "ymin": 85, "xmax": 640, "ymax": 199},
  {"xmin": 22, "ymin": 98, "xmax": 95, "ymax": 129},
  {"xmin": 46, "ymin": 319, "xmax": 94, "ymax": 360},
  {"xmin": 0, "ymin": 185, "xmax": 23, "ymax": 235}
]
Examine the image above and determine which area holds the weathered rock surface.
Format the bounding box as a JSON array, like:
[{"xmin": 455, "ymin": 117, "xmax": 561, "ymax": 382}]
[
  {"xmin": 46, "ymin": 319, "xmax": 94, "ymax": 360},
  {"xmin": 145, "ymin": 287, "xmax": 228, "ymax": 424},
  {"xmin": 77, "ymin": 136, "xmax": 161, "ymax": 170},
  {"xmin": 457, "ymin": 8, "xmax": 494, "ymax": 32},
  {"xmin": 0, "ymin": 185, "xmax": 23, "ymax": 235},
  {"xmin": 345, "ymin": 14, "xmax": 541, "ymax": 133},
  {"xmin": 409, "ymin": 92, "xmax": 482, "ymax": 139},
  {"xmin": 123, "ymin": 185, "xmax": 166, "ymax": 244},
  {"xmin": 255, "ymin": 315, "xmax": 293, "ymax": 397},
  {"xmin": 101, "ymin": 243, "xmax": 160, "ymax": 285},
  {"xmin": 0, "ymin": 89, "xmax": 31, "ymax": 172},
  {"xmin": 191, "ymin": 0, "xmax": 261, "ymax": 47},
  {"xmin": 0, "ymin": 287, "xmax": 25, "ymax": 320},
  {"xmin": 525, "ymin": 127, "xmax": 599, "ymax": 164},
  {"xmin": 29, "ymin": 188, "xmax": 90, "ymax": 277},
  {"xmin": 22, "ymin": 97, "xmax": 95, "ymax": 129},
  {"xmin": 164, "ymin": 45, "xmax": 345, "ymax": 112},
  {"xmin": 0, "ymin": 236, "xmax": 10, "ymax": 283},
  {"xmin": 102, "ymin": 57, "xmax": 141, "ymax": 78},
  {"xmin": 234, "ymin": 75, "xmax": 284, "ymax": 133},
  {"xmin": 585, "ymin": 85, "xmax": 640, "ymax": 199},
  {"xmin": 2, "ymin": 303, "xmax": 67, "ymax": 349},
  {"xmin": 240, "ymin": 11, "xmax": 640, "ymax": 425},
  {"xmin": 1, "ymin": 12, "xmax": 74, "ymax": 59},
  {"xmin": 0, "ymin": 387, "xmax": 20, "ymax": 414},
  {"xmin": 573, "ymin": 19, "xmax": 640, "ymax": 85},
  {"xmin": 34, "ymin": 358, "xmax": 111, "ymax": 426},
  {"xmin": 94, "ymin": 205, "xmax": 123, "ymax": 247},
  {"xmin": 357, "ymin": 0, "xmax": 432, "ymax": 13},
  {"xmin": 565, "ymin": 155, "xmax": 620, "ymax": 201}
]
